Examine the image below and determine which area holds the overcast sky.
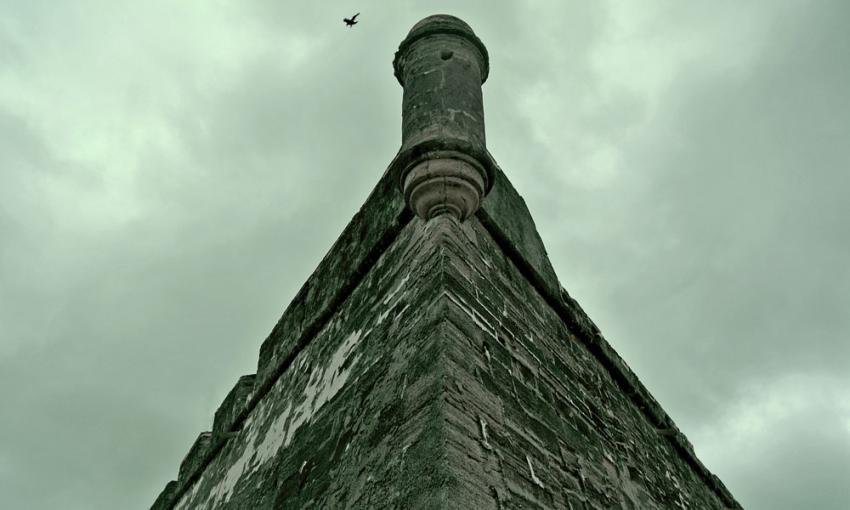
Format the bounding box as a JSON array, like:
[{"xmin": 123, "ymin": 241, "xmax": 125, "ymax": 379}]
[{"xmin": 1, "ymin": 1, "xmax": 848, "ymax": 509}]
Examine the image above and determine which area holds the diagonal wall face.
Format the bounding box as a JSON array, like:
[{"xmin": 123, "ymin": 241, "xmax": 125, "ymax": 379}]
[
  {"xmin": 169, "ymin": 217, "xmax": 455, "ymax": 509},
  {"xmin": 155, "ymin": 205, "xmax": 739, "ymax": 509},
  {"xmin": 429, "ymin": 216, "xmax": 735, "ymax": 509}
]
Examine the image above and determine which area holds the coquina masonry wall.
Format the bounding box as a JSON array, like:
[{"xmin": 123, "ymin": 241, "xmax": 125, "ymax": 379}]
[
  {"xmin": 167, "ymin": 217, "xmax": 458, "ymax": 508},
  {"xmin": 155, "ymin": 212, "xmax": 739, "ymax": 509},
  {"xmin": 431, "ymin": 216, "xmax": 735, "ymax": 509},
  {"xmin": 151, "ymin": 13, "xmax": 740, "ymax": 510}
]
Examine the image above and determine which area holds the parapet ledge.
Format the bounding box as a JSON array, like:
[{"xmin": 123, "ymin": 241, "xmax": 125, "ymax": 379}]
[
  {"xmin": 150, "ymin": 480, "xmax": 178, "ymax": 510},
  {"xmin": 213, "ymin": 374, "xmax": 256, "ymax": 443},
  {"xmin": 254, "ymin": 163, "xmax": 410, "ymax": 392},
  {"xmin": 553, "ymin": 287, "xmax": 742, "ymax": 508},
  {"xmin": 477, "ymin": 157, "xmax": 560, "ymax": 299},
  {"xmin": 151, "ymin": 374, "xmax": 257, "ymax": 510},
  {"xmin": 178, "ymin": 432, "xmax": 212, "ymax": 483}
]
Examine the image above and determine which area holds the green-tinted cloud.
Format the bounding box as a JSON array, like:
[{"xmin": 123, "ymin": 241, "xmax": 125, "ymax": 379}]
[{"xmin": 0, "ymin": 1, "xmax": 846, "ymax": 509}]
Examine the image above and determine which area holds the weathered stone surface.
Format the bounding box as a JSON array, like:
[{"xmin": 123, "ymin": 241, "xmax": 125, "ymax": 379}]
[
  {"xmin": 393, "ymin": 14, "xmax": 489, "ymax": 156},
  {"xmin": 178, "ymin": 432, "xmax": 212, "ymax": 483},
  {"xmin": 403, "ymin": 153, "xmax": 487, "ymax": 221},
  {"xmin": 151, "ymin": 480, "xmax": 178, "ymax": 510},
  {"xmin": 168, "ymin": 218, "xmax": 458, "ymax": 508},
  {"xmin": 255, "ymin": 163, "xmax": 410, "ymax": 391},
  {"xmin": 392, "ymin": 14, "xmax": 495, "ymax": 221},
  {"xmin": 477, "ymin": 160, "xmax": 560, "ymax": 299},
  {"xmin": 434, "ymin": 216, "xmax": 740, "ymax": 509},
  {"xmin": 155, "ymin": 213, "xmax": 739, "ymax": 509}
]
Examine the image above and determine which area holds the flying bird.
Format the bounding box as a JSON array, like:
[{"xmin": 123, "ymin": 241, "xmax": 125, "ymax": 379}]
[{"xmin": 343, "ymin": 12, "xmax": 359, "ymax": 27}]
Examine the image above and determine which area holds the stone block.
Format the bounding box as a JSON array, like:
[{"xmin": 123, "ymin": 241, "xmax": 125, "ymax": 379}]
[
  {"xmin": 212, "ymin": 374, "xmax": 256, "ymax": 443},
  {"xmin": 149, "ymin": 480, "xmax": 177, "ymax": 510},
  {"xmin": 178, "ymin": 432, "xmax": 211, "ymax": 483}
]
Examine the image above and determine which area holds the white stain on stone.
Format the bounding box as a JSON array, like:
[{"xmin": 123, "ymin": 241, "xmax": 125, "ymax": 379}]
[
  {"xmin": 254, "ymin": 329, "xmax": 366, "ymax": 466},
  {"xmin": 444, "ymin": 291, "xmax": 497, "ymax": 340},
  {"xmin": 395, "ymin": 303, "xmax": 411, "ymax": 318},
  {"xmin": 526, "ymin": 455, "xmax": 545, "ymax": 489},
  {"xmin": 377, "ymin": 296, "xmax": 409, "ymax": 326},
  {"xmin": 192, "ymin": 329, "xmax": 368, "ymax": 508},
  {"xmin": 376, "ymin": 275, "xmax": 411, "ymax": 327},
  {"xmin": 446, "ymin": 108, "xmax": 477, "ymax": 123},
  {"xmin": 172, "ymin": 471, "xmax": 203, "ymax": 510},
  {"xmin": 376, "ymin": 308, "xmax": 391, "ymax": 326},
  {"xmin": 252, "ymin": 402, "xmax": 293, "ymax": 471},
  {"xmin": 479, "ymin": 417, "xmax": 492, "ymax": 450},
  {"xmin": 383, "ymin": 273, "xmax": 411, "ymax": 305},
  {"xmin": 399, "ymin": 373, "xmax": 408, "ymax": 400},
  {"xmin": 200, "ymin": 412, "xmax": 263, "ymax": 508}
]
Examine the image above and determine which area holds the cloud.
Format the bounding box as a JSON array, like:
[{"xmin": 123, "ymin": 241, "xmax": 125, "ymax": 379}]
[
  {"xmin": 495, "ymin": 1, "xmax": 850, "ymax": 507},
  {"xmin": 594, "ymin": 0, "xmax": 850, "ymax": 411},
  {"xmin": 694, "ymin": 373, "xmax": 850, "ymax": 509},
  {"xmin": 0, "ymin": 1, "xmax": 847, "ymax": 509}
]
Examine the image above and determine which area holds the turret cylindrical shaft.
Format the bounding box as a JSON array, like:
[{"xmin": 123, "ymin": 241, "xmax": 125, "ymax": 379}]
[{"xmin": 390, "ymin": 15, "xmax": 495, "ymax": 221}]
